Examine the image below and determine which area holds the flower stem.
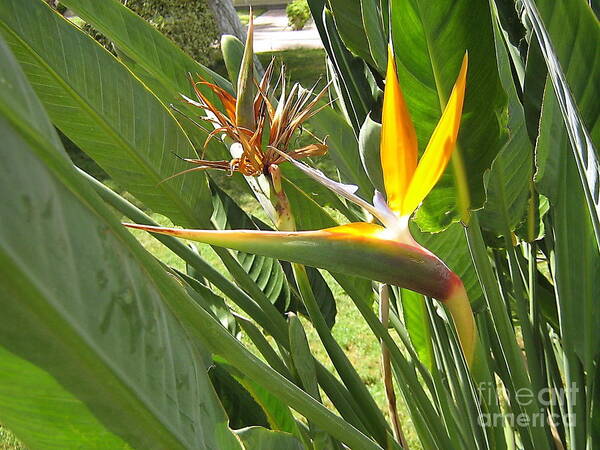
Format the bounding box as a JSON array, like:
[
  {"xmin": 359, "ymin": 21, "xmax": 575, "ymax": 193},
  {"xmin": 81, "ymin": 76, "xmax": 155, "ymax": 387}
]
[{"xmin": 379, "ymin": 284, "xmax": 408, "ymax": 448}]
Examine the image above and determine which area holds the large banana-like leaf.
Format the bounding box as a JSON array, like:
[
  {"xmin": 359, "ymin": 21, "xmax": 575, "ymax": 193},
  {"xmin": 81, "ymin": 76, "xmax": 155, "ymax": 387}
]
[
  {"xmin": 537, "ymin": 95, "xmax": 598, "ymax": 445},
  {"xmin": 534, "ymin": 0, "xmax": 600, "ymax": 385},
  {"xmin": 0, "ymin": 0, "xmax": 213, "ymax": 228},
  {"xmin": 60, "ymin": 0, "xmax": 231, "ymax": 96},
  {"xmin": 0, "ymin": 36, "xmax": 240, "ymax": 449},
  {"xmin": 524, "ymin": 0, "xmax": 600, "ymax": 250},
  {"xmin": 327, "ymin": 0, "xmax": 377, "ymax": 68},
  {"xmin": 359, "ymin": 0, "xmax": 388, "ymax": 74},
  {"xmin": 390, "ymin": 0, "xmax": 508, "ymax": 230},
  {"xmin": 480, "ymin": 4, "xmax": 532, "ymax": 234}
]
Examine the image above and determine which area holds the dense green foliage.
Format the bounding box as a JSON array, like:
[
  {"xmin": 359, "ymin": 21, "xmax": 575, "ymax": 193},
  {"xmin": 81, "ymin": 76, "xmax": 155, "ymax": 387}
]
[
  {"xmin": 0, "ymin": 0, "xmax": 598, "ymax": 449},
  {"xmin": 286, "ymin": 0, "xmax": 311, "ymax": 30},
  {"xmin": 122, "ymin": 0, "xmax": 220, "ymax": 65}
]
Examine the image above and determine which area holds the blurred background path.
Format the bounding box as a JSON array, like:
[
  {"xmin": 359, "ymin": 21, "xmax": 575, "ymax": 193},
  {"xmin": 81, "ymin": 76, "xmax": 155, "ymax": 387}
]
[{"xmin": 253, "ymin": 8, "xmax": 322, "ymax": 52}]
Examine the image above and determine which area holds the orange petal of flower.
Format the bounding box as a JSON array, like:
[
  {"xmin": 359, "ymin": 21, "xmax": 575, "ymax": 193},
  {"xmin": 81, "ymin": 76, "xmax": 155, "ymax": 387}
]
[
  {"xmin": 381, "ymin": 45, "xmax": 418, "ymax": 215},
  {"xmin": 402, "ymin": 53, "xmax": 468, "ymax": 216}
]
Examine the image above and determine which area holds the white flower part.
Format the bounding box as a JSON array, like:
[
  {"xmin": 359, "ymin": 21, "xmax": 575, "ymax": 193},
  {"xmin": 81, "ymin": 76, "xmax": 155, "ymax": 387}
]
[
  {"xmin": 276, "ymin": 150, "xmax": 422, "ymax": 246},
  {"xmin": 180, "ymin": 93, "xmax": 204, "ymax": 109},
  {"xmin": 372, "ymin": 190, "xmax": 400, "ymax": 228},
  {"xmin": 373, "ymin": 191, "xmax": 417, "ymax": 244}
]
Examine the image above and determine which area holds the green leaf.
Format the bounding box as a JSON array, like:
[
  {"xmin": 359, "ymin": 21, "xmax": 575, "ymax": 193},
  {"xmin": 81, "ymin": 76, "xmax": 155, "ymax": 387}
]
[
  {"xmin": 215, "ymin": 358, "xmax": 300, "ymax": 435},
  {"xmin": 235, "ymin": 427, "xmax": 304, "ymax": 450},
  {"xmin": 390, "ymin": 0, "xmax": 508, "ymax": 230},
  {"xmin": 0, "ymin": 37, "xmax": 239, "ymax": 449},
  {"xmin": 309, "ymin": 106, "xmax": 374, "ymax": 198},
  {"xmin": 221, "ymin": 34, "xmax": 245, "ymax": 93},
  {"xmin": 0, "ymin": 347, "xmax": 127, "ymax": 448},
  {"xmin": 285, "ymin": 264, "xmax": 337, "ymax": 329},
  {"xmin": 322, "ymin": 8, "xmax": 376, "ymax": 134},
  {"xmin": 289, "ymin": 315, "xmax": 321, "ymax": 401},
  {"xmin": 289, "ymin": 315, "xmax": 338, "ymax": 448},
  {"xmin": 536, "ymin": 84, "xmax": 600, "ymax": 369},
  {"xmin": 358, "ymin": 114, "xmax": 384, "ymax": 193},
  {"xmin": 533, "ymin": 0, "xmax": 600, "ymax": 378},
  {"xmin": 400, "ymin": 289, "xmax": 434, "ymax": 370},
  {"xmin": 327, "ymin": 0, "xmax": 376, "ymax": 68},
  {"xmin": 480, "ymin": 6, "xmax": 532, "ymax": 234},
  {"xmin": 539, "ymin": 122, "xmax": 598, "ymax": 444},
  {"xmin": 525, "ymin": 0, "xmax": 600, "ymax": 249},
  {"xmin": 209, "ymin": 364, "xmax": 270, "ymax": 430},
  {"xmin": 523, "ymin": 37, "xmax": 547, "ymax": 144},
  {"xmin": 0, "ymin": 0, "xmax": 212, "ymax": 228},
  {"xmin": 360, "ymin": 0, "xmax": 388, "ymax": 74}
]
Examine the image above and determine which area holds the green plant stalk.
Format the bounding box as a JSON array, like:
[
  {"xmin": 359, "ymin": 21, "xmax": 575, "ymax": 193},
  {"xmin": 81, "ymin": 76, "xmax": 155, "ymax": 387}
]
[
  {"xmin": 386, "ymin": 302, "xmax": 436, "ymax": 392},
  {"xmin": 268, "ymin": 165, "xmax": 390, "ymax": 446},
  {"xmin": 233, "ymin": 312, "xmax": 293, "ymax": 380},
  {"xmin": 465, "ymin": 212, "xmax": 553, "ymax": 449},
  {"xmin": 431, "ymin": 302, "xmax": 496, "ymax": 447},
  {"xmin": 474, "ymin": 316, "xmax": 509, "ymax": 450},
  {"xmin": 336, "ymin": 284, "xmax": 455, "ymax": 448},
  {"xmin": 544, "ymin": 226, "xmax": 587, "ymax": 449},
  {"xmin": 379, "ymin": 285, "xmax": 407, "ymax": 447},
  {"xmin": 503, "ymin": 236, "xmax": 546, "ymax": 398},
  {"xmin": 451, "ymin": 148, "xmax": 472, "ymax": 226},
  {"xmin": 288, "ymin": 314, "xmax": 338, "ymax": 449},
  {"xmin": 166, "ymin": 281, "xmax": 383, "ymax": 450}
]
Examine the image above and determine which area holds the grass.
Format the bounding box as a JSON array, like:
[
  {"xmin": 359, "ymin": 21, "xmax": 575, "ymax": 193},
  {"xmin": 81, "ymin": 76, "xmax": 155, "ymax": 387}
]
[
  {"xmin": 257, "ymin": 48, "xmax": 328, "ymax": 89},
  {"xmin": 1, "ymin": 47, "xmax": 421, "ymax": 449}
]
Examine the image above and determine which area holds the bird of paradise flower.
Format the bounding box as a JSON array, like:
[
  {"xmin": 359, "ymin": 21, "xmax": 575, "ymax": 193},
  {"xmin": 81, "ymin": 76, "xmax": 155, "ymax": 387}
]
[{"xmin": 126, "ymin": 45, "xmax": 476, "ymax": 364}]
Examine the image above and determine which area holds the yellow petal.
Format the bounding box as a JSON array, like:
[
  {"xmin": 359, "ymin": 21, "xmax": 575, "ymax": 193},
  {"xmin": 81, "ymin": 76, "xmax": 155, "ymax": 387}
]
[
  {"xmin": 402, "ymin": 53, "xmax": 468, "ymax": 216},
  {"xmin": 381, "ymin": 45, "xmax": 418, "ymax": 215}
]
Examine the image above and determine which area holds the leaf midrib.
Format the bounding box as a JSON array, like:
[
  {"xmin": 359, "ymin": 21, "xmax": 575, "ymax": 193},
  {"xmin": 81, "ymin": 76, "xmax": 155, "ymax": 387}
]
[{"xmin": 0, "ymin": 18, "xmax": 201, "ymax": 227}]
